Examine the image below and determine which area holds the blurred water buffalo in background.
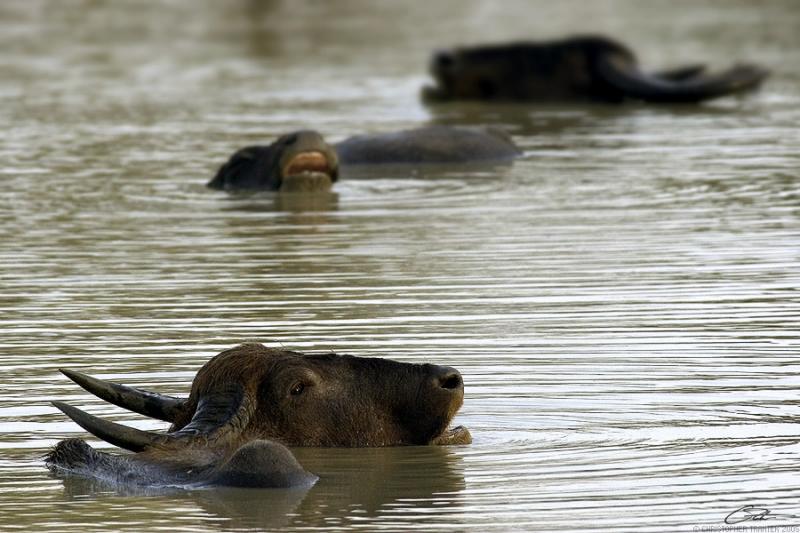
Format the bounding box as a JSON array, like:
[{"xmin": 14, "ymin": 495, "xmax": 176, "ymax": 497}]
[{"xmin": 423, "ymin": 35, "xmax": 769, "ymax": 104}]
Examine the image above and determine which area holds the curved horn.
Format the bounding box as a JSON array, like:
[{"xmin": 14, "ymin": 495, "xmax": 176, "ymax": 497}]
[
  {"xmin": 60, "ymin": 369, "xmax": 185, "ymax": 423},
  {"xmin": 597, "ymin": 53, "xmax": 769, "ymax": 103},
  {"xmin": 52, "ymin": 401, "xmax": 167, "ymax": 452},
  {"xmin": 170, "ymin": 384, "xmax": 249, "ymax": 439},
  {"xmin": 652, "ymin": 63, "xmax": 706, "ymax": 82}
]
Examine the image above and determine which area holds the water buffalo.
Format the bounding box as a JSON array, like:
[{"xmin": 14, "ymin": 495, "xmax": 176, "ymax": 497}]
[
  {"xmin": 46, "ymin": 343, "xmax": 471, "ymax": 489},
  {"xmin": 207, "ymin": 126, "xmax": 521, "ymax": 192},
  {"xmin": 422, "ymin": 35, "xmax": 769, "ymax": 104}
]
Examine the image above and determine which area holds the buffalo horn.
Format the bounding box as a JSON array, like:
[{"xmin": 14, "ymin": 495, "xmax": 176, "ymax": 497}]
[
  {"xmin": 597, "ymin": 53, "xmax": 769, "ymax": 103},
  {"xmin": 652, "ymin": 64, "xmax": 706, "ymax": 82},
  {"xmin": 170, "ymin": 385, "xmax": 248, "ymax": 438},
  {"xmin": 60, "ymin": 369, "xmax": 185, "ymax": 423},
  {"xmin": 52, "ymin": 401, "xmax": 167, "ymax": 452}
]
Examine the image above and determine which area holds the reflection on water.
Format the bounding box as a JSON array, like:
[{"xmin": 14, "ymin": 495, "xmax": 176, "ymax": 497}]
[
  {"xmin": 1, "ymin": 0, "xmax": 799, "ymax": 532},
  {"xmin": 208, "ymin": 447, "xmax": 465, "ymax": 530},
  {"xmin": 51, "ymin": 445, "xmax": 465, "ymax": 530}
]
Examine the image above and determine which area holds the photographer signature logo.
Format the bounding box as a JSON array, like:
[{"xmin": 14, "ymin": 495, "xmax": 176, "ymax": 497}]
[{"xmin": 725, "ymin": 505, "xmax": 800, "ymax": 525}]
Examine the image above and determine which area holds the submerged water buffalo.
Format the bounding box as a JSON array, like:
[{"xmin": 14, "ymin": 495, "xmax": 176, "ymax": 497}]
[
  {"xmin": 46, "ymin": 343, "xmax": 471, "ymax": 489},
  {"xmin": 423, "ymin": 35, "xmax": 769, "ymax": 104},
  {"xmin": 207, "ymin": 126, "xmax": 521, "ymax": 192}
]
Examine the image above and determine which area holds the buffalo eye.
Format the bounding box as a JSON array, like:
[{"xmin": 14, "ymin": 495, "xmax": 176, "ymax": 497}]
[{"xmin": 289, "ymin": 382, "xmax": 305, "ymax": 396}]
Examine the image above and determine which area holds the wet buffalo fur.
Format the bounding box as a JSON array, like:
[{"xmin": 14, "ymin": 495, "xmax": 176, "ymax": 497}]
[
  {"xmin": 46, "ymin": 343, "xmax": 470, "ymax": 489},
  {"xmin": 423, "ymin": 35, "xmax": 769, "ymax": 103},
  {"xmin": 169, "ymin": 343, "xmax": 465, "ymax": 447}
]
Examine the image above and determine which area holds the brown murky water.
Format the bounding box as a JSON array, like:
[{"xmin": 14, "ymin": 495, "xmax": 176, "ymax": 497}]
[{"xmin": 1, "ymin": 1, "xmax": 799, "ymax": 531}]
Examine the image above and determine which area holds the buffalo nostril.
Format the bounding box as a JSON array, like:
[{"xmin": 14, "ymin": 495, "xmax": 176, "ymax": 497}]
[{"xmin": 439, "ymin": 371, "xmax": 462, "ymax": 390}]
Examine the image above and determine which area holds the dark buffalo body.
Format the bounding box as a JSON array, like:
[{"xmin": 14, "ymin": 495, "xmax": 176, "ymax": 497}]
[
  {"xmin": 423, "ymin": 35, "xmax": 769, "ymax": 103},
  {"xmin": 335, "ymin": 125, "xmax": 520, "ymax": 165},
  {"xmin": 208, "ymin": 126, "xmax": 521, "ymax": 192},
  {"xmin": 46, "ymin": 343, "xmax": 471, "ymax": 489},
  {"xmin": 47, "ymin": 436, "xmax": 314, "ymax": 489}
]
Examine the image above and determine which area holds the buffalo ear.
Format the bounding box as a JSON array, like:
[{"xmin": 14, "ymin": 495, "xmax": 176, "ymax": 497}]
[
  {"xmin": 596, "ymin": 53, "xmax": 769, "ymax": 103},
  {"xmin": 207, "ymin": 145, "xmax": 280, "ymax": 191}
]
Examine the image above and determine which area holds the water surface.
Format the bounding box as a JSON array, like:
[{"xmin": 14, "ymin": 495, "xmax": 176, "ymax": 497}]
[{"xmin": 1, "ymin": 1, "xmax": 799, "ymax": 531}]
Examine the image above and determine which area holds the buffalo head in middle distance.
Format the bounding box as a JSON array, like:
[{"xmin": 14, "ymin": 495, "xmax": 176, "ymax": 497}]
[
  {"xmin": 46, "ymin": 343, "xmax": 472, "ymax": 489},
  {"xmin": 206, "ymin": 126, "xmax": 521, "ymax": 192}
]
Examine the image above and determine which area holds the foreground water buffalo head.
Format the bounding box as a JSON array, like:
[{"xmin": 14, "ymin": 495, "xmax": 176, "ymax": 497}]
[
  {"xmin": 208, "ymin": 131, "xmax": 339, "ymax": 192},
  {"xmin": 47, "ymin": 344, "xmax": 471, "ymax": 488},
  {"xmin": 423, "ymin": 35, "xmax": 769, "ymax": 104}
]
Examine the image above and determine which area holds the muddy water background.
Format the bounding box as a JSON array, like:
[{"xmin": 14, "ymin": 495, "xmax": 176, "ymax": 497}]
[{"xmin": 1, "ymin": 0, "xmax": 799, "ymax": 531}]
